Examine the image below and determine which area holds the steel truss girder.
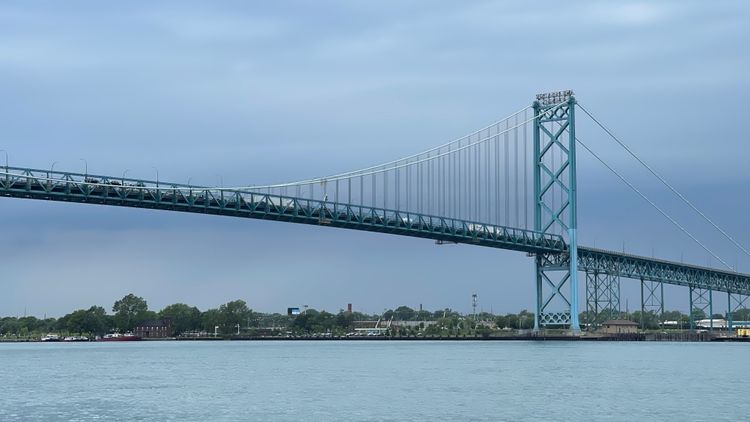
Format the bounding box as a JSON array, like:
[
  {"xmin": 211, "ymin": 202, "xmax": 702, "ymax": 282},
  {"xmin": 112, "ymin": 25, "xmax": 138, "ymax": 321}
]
[
  {"xmin": 727, "ymin": 292, "xmax": 749, "ymax": 333},
  {"xmin": 533, "ymin": 96, "xmax": 580, "ymax": 331},
  {"xmin": 640, "ymin": 278, "xmax": 664, "ymax": 328},
  {"xmin": 689, "ymin": 286, "xmax": 713, "ymax": 331},
  {"xmin": 0, "ymin": 167, "xmax": 565, "ymax": 255},
  {"xmin": 574, "ymin": 246, "xmax": 750, "ymax": 296},
  {"xmin": 585, "ymin": 271, "xmax": 620, "ymax": 327}
]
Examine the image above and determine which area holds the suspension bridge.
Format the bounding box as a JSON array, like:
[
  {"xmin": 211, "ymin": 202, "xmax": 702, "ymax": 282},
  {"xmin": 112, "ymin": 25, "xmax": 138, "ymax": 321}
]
[{"xmin": 2, "ymin": 91, "xmax": 748, "ymax": 333}]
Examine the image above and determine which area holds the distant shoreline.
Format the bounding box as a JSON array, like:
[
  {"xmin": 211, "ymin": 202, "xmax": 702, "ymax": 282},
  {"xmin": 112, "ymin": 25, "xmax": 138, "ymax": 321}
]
[{"xmin": 4, "ymin": 333, "xmax": 747, "ymax": 343}]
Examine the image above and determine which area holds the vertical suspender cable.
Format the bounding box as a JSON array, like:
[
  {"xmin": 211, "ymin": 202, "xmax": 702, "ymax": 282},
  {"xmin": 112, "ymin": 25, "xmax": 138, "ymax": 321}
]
[
  {"xmin": 483, "ymin": 128, "xmax": 492, "ymax": 223},
  {"xmin": 474, "ymin": 136, "xmax": 482, "ymax": 221},
  {"xmin": 495, "ymin": 124, "xmax": 500, "ymax": 225},
  {"xmin": 395, "ymin": 163, "xmax": 401, "ymax": 211},
  {"xmin": 406, "ymin": 163, "xmax": 410, "ymax": 213},
  {"xmin": 524, "ymin": 110, "xmax": 528, "ymax": 229},
  {"xmin": 514, "ymin": 113, "xmax": 520, "ymax": 228},
  {"xmin": 418, "ymin": 161, "xmax": 422, "ymax": 214},
  {"xmin": 503, "ymin": 120, "xmax": 510, "ymax": 226}
]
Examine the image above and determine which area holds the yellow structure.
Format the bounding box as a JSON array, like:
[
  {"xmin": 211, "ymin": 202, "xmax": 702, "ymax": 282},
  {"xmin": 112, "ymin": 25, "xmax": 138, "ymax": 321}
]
[{"xmin": 737, "ymin": 328, "xmax": 750, "ymax": 337}]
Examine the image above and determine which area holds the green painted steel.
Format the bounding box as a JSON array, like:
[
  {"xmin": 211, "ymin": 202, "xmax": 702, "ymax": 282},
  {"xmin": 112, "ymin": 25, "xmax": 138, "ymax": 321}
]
[
  {"xmin": 3, "ymin": 165, "xmax": 750, "ymax": 309},
  {"xmin": 0, "ymin": 167, "xmax": 565, "ymax": 255},
  {"xmin": 727, "ymin": 292, "xmax": 749, "ymax": 334},
  {"xmin": 689, "ymin": 287, "xmax": 712, "ymax": 331},
  {"xmin": 533, "ymin": 92, "xmax": 580, "ymax": 330},
  {"xmin": 585, "ymin": 270, "xmax": 621, "ymax": 327},
  {"xmin": 575, "ymin": 246, "xmax": 750, "ymax": 296},
  {"xmin": 640, "ymin": 278, "xmax": 664, "ymax": 329}
]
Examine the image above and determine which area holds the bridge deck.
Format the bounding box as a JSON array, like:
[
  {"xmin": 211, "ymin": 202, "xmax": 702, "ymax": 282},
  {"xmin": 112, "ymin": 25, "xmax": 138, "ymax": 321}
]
[
  {"xmin": 2, "ymin": 167, "xmax": 749, "ymax": 296},
  {"xmin": 576, "ymin": 247, "xmax": 750, "ymax": 296},
  {"xmin": 0, "ymin": 167, "xmax": 565, "ymax": 254}
]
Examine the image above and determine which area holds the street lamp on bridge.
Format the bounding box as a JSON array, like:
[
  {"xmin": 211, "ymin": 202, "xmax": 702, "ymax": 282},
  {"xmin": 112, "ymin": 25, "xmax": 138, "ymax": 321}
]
[{"xmin": 79, "ymin": 158, "xmax": 88, "ymax": 178}]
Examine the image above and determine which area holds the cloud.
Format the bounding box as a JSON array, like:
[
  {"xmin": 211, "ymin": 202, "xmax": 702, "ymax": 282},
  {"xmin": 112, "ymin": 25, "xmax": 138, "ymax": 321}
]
[
  {"xmin": 142, "ymin": 7, "xmax": 286, "ymax": 44},
  {"xmin": 0, "ymin": 0, "xmax": 749, "ymax": 316},
  {"xmin": 587, "ymin": 2, "xmax": 673, "ymax": 26}
]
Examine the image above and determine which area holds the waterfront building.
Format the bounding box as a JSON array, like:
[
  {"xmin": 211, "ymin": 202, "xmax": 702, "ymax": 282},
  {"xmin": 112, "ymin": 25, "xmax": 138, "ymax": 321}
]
[
  {"xmin": 599, "ymin": 320, "xmax": 638, "ymax": 334},
  {"xmin": 134, "ymin": 318, "xmax": 174, "ymax": 339}
]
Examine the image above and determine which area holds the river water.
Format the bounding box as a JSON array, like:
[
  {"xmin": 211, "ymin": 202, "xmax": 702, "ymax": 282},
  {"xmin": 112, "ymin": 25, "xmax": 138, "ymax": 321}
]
[{"xmin": 0, "ymin": 340, "xmax": 746, "ymax": 421}]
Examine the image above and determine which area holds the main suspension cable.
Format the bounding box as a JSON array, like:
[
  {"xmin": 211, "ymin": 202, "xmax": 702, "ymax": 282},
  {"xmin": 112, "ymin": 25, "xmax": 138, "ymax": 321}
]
[
  {"xmin": 230, "ymin": 105, "xmax": 532, "ymax": 190},
  {"xmin": 225, "ymin": 107, "xmax": 539, "ymax": 190},
  {"xmin": 580, "ymin": 103, "xmax": 750, "ymax": 260},
  {"xmin": 575, "ymin": 137, "xmax": 733, "ymax": 270}
]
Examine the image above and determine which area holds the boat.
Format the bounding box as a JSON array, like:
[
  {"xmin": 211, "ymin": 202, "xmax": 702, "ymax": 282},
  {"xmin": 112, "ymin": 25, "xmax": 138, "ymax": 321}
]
[
  {"xmin": 63, "ymin": 336, "xmax": 89, "ymax": 342},
  {"xmin": 98, "ymin": 333, "xmax": 141, "ymax": 342},
  {"xmin": 41, "ymin": 333, "xmax": 61, "ymax": 342}
]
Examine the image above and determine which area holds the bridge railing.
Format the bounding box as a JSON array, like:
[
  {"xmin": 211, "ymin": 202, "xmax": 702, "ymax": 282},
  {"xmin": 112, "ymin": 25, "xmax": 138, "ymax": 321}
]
[{"xmin": 0, "ymin": 167, "xmax": 567, "ymax": 254}]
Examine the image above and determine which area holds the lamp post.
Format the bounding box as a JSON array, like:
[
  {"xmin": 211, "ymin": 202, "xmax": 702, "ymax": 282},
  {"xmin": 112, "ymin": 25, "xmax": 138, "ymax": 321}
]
[
  {"xmin": 122, "ymin": 169, "xmax": 130, "ymax": 185},
  {"xmin": 47, "ymin": 161, "xmax": 59, "ymax": 188},
  {"xmin": 79, "ymin": 158, "xmax": 88, "ymax": 177},
  {"xmin": 152, "ymin": 166, "xmax": 159, "ymax": 188},
  {"xmin": 215, "ymin": 174, "xmax": 224, "ymax": 201}
]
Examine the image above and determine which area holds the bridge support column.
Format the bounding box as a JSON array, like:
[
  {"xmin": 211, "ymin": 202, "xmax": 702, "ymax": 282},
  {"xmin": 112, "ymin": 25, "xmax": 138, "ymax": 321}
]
[
  {"xmin": 586, "ymin": 271, "xmax": 620, "ymax": 329},
  {"xmin": 727, "ymin": 292, "xmax": 748, "ymax": 335},
  {"xmin": 640, "ymin": 278, "xmax": 663, "ymax": 330},
  {"xmin": 532, "ymin": 91, "xmax": 579, "ymax": 332},
  {"xmin": 689, "ymin": 286, "xmax": 712, "ymax": 332}
]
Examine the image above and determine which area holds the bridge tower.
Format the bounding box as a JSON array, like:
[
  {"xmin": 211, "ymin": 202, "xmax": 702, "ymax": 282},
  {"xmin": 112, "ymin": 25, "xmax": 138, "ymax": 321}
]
[{"xmin": 532, "ymin": 91, "xmax": 580, "ymax": 331}]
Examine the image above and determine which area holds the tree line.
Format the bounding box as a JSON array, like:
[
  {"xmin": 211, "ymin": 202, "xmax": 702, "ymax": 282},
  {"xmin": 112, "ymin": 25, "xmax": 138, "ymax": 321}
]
[
  {"xmin": 0, "ymin": 294, "xmax": 258, "ymax": 338},
  {"xmin": 2, "ymin": 295, "xmax": 748, "ymax": 338}
]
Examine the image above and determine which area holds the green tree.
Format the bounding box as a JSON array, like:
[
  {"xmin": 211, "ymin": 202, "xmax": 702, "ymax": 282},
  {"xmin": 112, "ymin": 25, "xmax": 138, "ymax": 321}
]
[
  {"xmin": 690, "ymin": 309, "xmax": 707, "ymax": 322},
  {"xmin": 415, "ymin": 310, "xmax": 432, "ymax": 321},
  {"xmin": 732, "ymin": 308, "xmax": 750, "ymax": 321},
  {"xmin": 85, "ymin": 306, "xmax": 111, "ymax": 334},
  {"xmin": 218, "ymin": 300, "xmax": 252, "ymax": 334},
  {"xmin": 335, "ymin": 311, "xmax": 354, "ymax": 331},
  {"xmin": 393, "ymin": 306, "xmax": 416, "ymax": 321},
  {"xmin": 159, "ymin": 303, "xmax": 202, "ymax": 335},
  {"xmin": 518, "ymin": 310, "xmax": 534, "ymax": 329},
  {"xmin": 112, "ymin": 294, "xmax": 149, "ymax": 332},
  {"xmin": 202, "ymin": 309, "xmax": 222, "ymax": 333}
]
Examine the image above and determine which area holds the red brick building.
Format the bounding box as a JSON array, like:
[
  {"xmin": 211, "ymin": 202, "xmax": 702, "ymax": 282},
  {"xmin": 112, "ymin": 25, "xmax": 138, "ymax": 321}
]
[{"xmin": 134, "ymin": 318, "xmax": 174, "ymax": 338}]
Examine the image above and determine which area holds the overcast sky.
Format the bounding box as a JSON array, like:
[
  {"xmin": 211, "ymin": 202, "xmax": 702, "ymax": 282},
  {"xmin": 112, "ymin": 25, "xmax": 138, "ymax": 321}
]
[{"xmin": 1, "ymin": 1, "xmax": 748, "ymax": 317}]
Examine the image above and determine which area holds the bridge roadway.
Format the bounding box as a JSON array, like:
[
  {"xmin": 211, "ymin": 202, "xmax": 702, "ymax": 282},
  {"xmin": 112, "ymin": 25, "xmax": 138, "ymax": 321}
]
[{"xmin": 2, "ymin": 167, "xmax": 749, "ymax": 296}]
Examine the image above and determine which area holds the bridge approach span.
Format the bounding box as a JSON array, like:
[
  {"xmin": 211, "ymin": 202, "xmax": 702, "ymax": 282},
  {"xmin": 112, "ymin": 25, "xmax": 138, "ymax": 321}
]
[
  {"xmin": 2, "ymin": 167, "xmax": 749, "ymax": 297},
  {"xmin": 0, "ymin": 167, "xmax": 564, "ymax": 255}
]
